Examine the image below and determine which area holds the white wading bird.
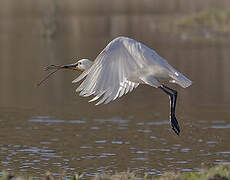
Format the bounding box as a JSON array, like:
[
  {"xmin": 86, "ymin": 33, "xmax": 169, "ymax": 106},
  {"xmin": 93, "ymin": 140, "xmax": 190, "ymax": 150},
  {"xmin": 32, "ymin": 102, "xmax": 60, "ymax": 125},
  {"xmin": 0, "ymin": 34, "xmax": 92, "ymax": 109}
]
[{"xmin": 42, "ymin": 36, "xmax": 192, "ymax": 135}]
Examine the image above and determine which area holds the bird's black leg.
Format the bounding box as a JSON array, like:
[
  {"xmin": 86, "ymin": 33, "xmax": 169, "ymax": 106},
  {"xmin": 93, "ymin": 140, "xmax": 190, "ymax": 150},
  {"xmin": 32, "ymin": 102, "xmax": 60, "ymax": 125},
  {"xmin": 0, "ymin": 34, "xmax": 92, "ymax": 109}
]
[
  {"xmin": 162, "ymin": 85, "xmax": 178, "ymax": 111},
  {"xmin": 159, "ymin": 85, "xmax": 180, "ymax": 135}
]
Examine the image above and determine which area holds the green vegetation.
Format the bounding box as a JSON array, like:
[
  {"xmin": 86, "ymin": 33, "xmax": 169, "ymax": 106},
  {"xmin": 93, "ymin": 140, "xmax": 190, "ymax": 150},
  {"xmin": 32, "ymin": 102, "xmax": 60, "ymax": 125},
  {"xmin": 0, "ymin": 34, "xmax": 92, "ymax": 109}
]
[
  {"xmin": 176, "ymin": 8, "xmax": 230, "ymax": 32},
  {"xmin": 0, "ymin": 164, "xmax": 230, "ymax": 180},
  {"xmin": 172, "ymin": 7, "xmax": 230, "ymax": 40},
  {"xmin": 156, "ymin": 164, "xmax": 230, "ymax": 180}
]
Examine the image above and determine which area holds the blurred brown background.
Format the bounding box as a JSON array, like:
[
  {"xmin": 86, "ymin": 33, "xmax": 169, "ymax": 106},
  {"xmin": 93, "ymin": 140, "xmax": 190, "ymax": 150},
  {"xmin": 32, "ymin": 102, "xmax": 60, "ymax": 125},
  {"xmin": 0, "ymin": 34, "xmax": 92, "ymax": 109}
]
[{"xmin": 0, "ymin": 0, "xmax": 230, "ymax": 109}]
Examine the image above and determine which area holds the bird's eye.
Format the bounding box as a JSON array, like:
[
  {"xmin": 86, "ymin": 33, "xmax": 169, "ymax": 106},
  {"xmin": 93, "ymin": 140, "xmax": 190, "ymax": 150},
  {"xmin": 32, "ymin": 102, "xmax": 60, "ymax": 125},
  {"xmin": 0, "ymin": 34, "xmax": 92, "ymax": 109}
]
[{"xmin": 79, "ymin": 62, "xmax": 82, "ymax": 65}]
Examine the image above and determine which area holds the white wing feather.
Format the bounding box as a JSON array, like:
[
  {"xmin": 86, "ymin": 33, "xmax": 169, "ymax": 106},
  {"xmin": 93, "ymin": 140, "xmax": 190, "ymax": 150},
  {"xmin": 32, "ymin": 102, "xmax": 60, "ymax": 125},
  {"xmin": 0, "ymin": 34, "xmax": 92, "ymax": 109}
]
[
  {"xmin": 72, "ymin": 36, "xmax": 192, "ymax": 105},
  {"xmin": 73, "ymin": 37, "xmax": 142, "ymax": 105}
]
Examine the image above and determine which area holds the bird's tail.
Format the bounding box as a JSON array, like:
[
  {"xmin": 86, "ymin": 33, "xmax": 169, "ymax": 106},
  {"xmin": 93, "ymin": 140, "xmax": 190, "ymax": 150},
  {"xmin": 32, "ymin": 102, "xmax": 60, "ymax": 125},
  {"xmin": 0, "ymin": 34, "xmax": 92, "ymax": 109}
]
[{"xmin": 169, "ymin": 70, "xmax": 192, "ymax": 88}]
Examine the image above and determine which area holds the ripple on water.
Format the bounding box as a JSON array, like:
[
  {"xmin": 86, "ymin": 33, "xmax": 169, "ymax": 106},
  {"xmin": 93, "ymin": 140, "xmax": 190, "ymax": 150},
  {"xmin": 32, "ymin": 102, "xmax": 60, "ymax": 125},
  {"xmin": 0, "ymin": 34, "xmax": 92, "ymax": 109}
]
[
  {"xmin": 29, "ymin": 116, "xmax": 85, "ymax": 124},
  {"xmin": 180, "ymin": 148, "xmax": 191, "ymax": 153},
  {"xmin": 211, "ymin": 120, "xmax": 226, "ymax": 124},
  {"xmin": 137, "ymin": 129, "xmax": 152, "ymax": 133},
  {"xmin": 210, "ymin": 124, "xmax": 230, "ymax": 129},
  {"xmin": 181, "ymin": 168, "xmax": 193, "ymax": 172},
  {"xmin": 135, "ymin": 151, "xmax": 147, "ymax": 154},
  {"xmin": 99, "ymin": 153, "xmax": 116, "ymax": 158},
  {"xmin": 216, "ymin": 151, "xmax": 230, "ymax": 155},
  {"xmin": 95, "ymin": 140, "xmax": 107, "ymax": 144},
  {"xmin": 90, "ymin": 126, "xmax": 100, "ymax": 130},
  {"xmin": 118, "ymin": 127, "xmax": 128, "ymax": 130},
  {"xmin": 94, "ymin": 117, "xmax": 128, "ymax": 124},
  {"xmin": 111, "ymin": 141, "xmax": 123, "ymax": 144},
  {"xmin": 80, "ymin": 146, "xmax": 92, "ymax": 149},
  {"xmin": 150, "ymin": 148, "xmax": 171, "ymax": 152},
  {"xmin": 40, "ymin": 141, "xmax": 51, "ymax": 145},
  {"xmin": 206, "ymin": 141, "xmax": 217, "ymax": 147},
  {"xmin": 82, "ymin": 155, "xmax": 97, "ymax": 159},
  {"xmin": 69, "ymin": 120, "xmax": 85, "ymax": 124},
  {"xmin": 147, "ymin": 121, "xmax": 169, "ymax": 126},
  {"xmin": 175, "ymin": 160, "xmax": 188, "ymax": 164},
  {"xmin": 132, "ymin": 157, "xmax": 148, "ymax": 161},
  {"xmin": 29, "ymin": 119, "xmax": 65, "ymax": 123}
]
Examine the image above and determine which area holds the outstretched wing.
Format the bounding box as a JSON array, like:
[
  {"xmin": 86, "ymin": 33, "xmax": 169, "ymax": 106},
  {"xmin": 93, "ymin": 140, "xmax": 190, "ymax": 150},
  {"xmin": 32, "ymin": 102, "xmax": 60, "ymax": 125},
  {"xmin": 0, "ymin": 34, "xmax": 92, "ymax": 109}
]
[{"xmin": 72, "ymin": 37, "xmax": 141, "ymax": 105}]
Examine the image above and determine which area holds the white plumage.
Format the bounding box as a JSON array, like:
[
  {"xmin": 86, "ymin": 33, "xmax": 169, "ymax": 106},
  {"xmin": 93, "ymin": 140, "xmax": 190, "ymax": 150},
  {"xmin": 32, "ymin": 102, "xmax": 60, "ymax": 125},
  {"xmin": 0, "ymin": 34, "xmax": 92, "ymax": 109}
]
[{"xmin": 72, "ymin": 36, "xmax": 192, "ymax": 105}]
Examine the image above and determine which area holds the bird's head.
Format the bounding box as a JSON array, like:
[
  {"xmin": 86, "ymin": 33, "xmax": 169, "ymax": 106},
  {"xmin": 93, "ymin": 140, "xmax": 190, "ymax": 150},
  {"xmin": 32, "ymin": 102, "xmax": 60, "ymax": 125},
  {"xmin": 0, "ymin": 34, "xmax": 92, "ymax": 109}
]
[
  {"xmin": 71, "ymin": 58, "xmax": 93, "ymax": 71},
  {"xmin": 46, "ymin": 58, "xmax": 93, "ymax": 72},
  {"xmin": 37, "ymin": 58, "xmax": 93, "ymax": 86}
]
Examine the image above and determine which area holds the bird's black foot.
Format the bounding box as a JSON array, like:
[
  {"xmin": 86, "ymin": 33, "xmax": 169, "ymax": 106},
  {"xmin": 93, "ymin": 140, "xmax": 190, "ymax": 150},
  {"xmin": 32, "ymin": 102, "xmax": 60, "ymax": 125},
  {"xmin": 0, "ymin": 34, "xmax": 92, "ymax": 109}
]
[{"xmin": 170, "ymin": 115, "xmax": 180, "ymax": 136}]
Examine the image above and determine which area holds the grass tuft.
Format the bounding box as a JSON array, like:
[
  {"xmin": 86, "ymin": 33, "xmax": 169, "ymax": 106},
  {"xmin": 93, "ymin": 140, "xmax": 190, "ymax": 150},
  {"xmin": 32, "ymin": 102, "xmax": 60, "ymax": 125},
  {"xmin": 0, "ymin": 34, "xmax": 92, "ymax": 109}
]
[
  {"xmin": 156, "ymin": 164, "xmax": 230, "ymax": 180},
  {"xmin": 0, "ymin": 164, "xmax": 230, "ymax": 180}
]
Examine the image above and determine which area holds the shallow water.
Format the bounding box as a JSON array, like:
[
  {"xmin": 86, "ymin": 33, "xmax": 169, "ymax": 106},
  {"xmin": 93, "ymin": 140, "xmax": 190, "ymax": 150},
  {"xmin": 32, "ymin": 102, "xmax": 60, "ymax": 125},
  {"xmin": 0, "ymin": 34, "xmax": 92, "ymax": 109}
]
[
  {"xmin": 0, "ymin": 0, "xmax": 230, "ymax": 178},
  {"xmin": 0, "ymin": 104, "xmax": 230, "ymax": 177}
]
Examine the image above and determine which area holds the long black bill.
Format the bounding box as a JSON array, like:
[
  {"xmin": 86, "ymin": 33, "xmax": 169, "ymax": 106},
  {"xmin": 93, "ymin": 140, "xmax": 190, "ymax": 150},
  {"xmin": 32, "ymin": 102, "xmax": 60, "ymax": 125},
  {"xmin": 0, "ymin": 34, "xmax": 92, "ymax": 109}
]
[
  {"xmin": 44, "ymin": 64, "xmax": 76, "ymax": 71},
  {"xmin": 159, "ymin": 85, "xmax": 180, "ymax": 135}
]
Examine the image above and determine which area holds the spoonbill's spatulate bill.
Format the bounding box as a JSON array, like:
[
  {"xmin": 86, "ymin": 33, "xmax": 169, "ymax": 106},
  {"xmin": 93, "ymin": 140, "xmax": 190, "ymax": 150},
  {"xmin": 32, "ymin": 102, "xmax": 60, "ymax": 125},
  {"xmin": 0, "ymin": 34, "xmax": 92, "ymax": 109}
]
[{"xmin": 42, "ymin": 36, "xmax": 192, "ymax": 135}]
